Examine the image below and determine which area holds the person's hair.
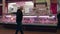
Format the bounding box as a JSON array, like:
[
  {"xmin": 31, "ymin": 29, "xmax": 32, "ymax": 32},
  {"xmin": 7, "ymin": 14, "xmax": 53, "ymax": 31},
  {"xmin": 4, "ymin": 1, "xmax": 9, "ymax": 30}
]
[{"xmin": 18, "ymin": 6, "xmax": 23, "ymax": 10}]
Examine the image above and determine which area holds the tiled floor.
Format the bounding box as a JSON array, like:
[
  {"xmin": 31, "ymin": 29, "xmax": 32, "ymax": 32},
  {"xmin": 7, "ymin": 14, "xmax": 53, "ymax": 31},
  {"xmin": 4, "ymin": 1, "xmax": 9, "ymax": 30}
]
[
  {"xmin": 0, "ymin": 25, "xmax": 59, "ymax": 34},
  {"xmin": 0, "ymin": 29, "xmax": 57, "ymax": 34}
]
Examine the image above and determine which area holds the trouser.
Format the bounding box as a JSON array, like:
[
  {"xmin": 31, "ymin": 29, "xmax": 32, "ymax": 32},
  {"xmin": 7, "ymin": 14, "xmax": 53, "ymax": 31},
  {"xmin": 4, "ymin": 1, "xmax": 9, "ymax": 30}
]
[
  {"xmin": 56, "ymin": 22, "xmax": 60, "ymax": 32},
  {"xmin": 15, "ymin": 22, "xmax": 24, "ymax": 34},
  {"xmin": 56, "ymin": 22, "xmax": 60, "ymax": 29}
]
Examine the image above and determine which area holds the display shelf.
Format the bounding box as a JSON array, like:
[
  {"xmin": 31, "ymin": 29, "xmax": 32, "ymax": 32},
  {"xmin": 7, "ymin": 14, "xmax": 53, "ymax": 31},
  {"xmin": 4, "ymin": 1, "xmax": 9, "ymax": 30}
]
[
  {"xmin": 3, "ymin": 22, "xmax": 57, "ymax": 26},
  {"xmin": 2, "ymin": 14, "xmax": 57, "ymax": 26}
]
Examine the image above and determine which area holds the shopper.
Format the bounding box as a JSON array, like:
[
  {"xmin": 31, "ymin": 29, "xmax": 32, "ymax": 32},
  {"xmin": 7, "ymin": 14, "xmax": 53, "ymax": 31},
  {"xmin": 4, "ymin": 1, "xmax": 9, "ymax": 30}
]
[
  {"xmin": 57, "ymin": 11, "xmax": 60, "ymax": 31},
  {"xmin": 15, "ymin": 6, "xmax": 24, "ymax": 34}
]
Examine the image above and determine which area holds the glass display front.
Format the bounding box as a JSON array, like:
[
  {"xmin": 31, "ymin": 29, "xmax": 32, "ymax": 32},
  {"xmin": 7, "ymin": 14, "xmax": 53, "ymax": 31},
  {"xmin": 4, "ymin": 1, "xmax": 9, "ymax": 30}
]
[{"xmin": 2, "ymin": 15, "xmax": 57, "ymax": 26}]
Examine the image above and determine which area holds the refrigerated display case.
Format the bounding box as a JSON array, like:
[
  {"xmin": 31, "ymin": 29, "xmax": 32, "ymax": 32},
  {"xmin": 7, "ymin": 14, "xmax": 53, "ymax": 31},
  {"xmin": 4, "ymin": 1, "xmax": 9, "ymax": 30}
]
[
  {"xmin": 0, "ymin": 0, "xmax": 58, "ymax": 32},
  {"xmin": 2, "ymin": 14, "xmax": 57, "ymax": 26},
  {"xmin": 1, "ymin": 0, "xmax": 58, "ymax": 27}
]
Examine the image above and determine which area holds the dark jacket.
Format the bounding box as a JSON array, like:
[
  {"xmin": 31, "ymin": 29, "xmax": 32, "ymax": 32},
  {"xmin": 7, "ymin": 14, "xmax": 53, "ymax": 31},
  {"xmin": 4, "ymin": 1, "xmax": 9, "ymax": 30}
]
[
  {"xmin": 57, "ymin": 13, "xmax": 60, "ymax": 25},
  {"xmin": 16, "ymin": 9, "xmax": 23, "ymax": 23}
]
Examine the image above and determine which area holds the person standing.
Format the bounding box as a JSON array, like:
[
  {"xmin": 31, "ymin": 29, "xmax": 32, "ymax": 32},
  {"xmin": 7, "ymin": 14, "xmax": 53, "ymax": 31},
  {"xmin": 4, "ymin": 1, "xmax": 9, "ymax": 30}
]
[
  {"xmin": 56, "ymin": 11, "xmax": 60, "ymax": 32},
  {"xmin": 15, "ymin": 6, "xmax": 24, "ymax": 34},
  {"xmin": 57, "ymin": 11, "xmax": 60, "ymax": 27}
]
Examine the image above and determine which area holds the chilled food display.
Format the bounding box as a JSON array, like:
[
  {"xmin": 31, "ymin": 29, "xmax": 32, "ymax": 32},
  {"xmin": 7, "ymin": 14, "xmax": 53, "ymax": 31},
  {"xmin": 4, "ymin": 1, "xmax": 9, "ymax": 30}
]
[
  {"xmin": 1, "ymin": 0, "xmax": 57, "ymax": 26},
  {"xmin": 2, "ymin": 14, "xmax": 57, "ymax": 26}
]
